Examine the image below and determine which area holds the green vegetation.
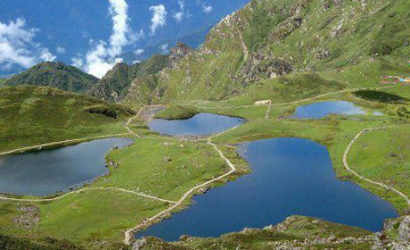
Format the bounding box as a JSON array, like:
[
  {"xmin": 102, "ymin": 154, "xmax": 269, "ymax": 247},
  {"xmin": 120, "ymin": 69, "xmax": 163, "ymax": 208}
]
[
  {"xmin": 3, "ymin": 62, "xmax": 98, "ymax": 93},
  {"xmin": 245, "ymin": 72, "xmax": 345, "ymax": 104},
  {"xmin": 348, "ymin": 125, "xmax": 409, "ymax": 199},
  {"xmin": 0, "ymin": 191, "xmax": 162, "ymax": 249},
  {"xmin": 124, "ymin": 0, "xmax": 410, "ymax": 105},
  {"xmin": 0, "ymin": 135, "xmax": 231, "ymax": 246},
  {"xmin": 154, "ymin": 105, "xmax": 198, "ymax": 120},
  {"xmin": 92, "ymin": 55, "xmax": 169, "ymax": 102},
  {"xmin": 353, "ymin": 90, "xmax": 408, "ymax": 103},
  {"xmin": 0, "ymin": 234, "xmax": 81, "ymax": 250},
  {"xmin": 0, "ymin": 86, "xmax": 133, "ymax": 151},
  {"xmin": 82, "ymin": 104, "xmax": 134, "ymax": 119},
  {"xmin": 139, "ymin": 216, "xmax": 373, "ymax": 250},
  {"xmin": 1, "ymin": 0, "xmax": 409, "ymax": 249},
  {"xmin": 100, "ymin": 136, "xmax": 228, "ymax": 201}
]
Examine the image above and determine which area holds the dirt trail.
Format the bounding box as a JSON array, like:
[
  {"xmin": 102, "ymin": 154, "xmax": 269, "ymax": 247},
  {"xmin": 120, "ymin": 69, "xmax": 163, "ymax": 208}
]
[
  {"xmin": 123, "ymin": 125, "xmax": 240, "ymax": 245},
  {"xmin": 264, "ymin": 100, "xmax": 272, "ymax": 119},
  {"xmin": 0, "ymin": 187, "xmax": 176, "ymax": 204},
  {"xmin": 343, "ymin": 126, "xmax": 410, "ymax": 206},
  {"xmin": 236, "ymin": 27, "xmax": 249, "ymax": 61}
]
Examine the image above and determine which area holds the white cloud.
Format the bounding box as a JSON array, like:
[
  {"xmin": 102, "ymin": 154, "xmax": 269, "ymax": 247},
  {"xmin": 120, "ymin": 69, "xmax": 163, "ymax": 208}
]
[
  {"xmin": 39, "ymin": 48, "xmax": 56, "ymax": 61},
  {"xmin": 74, "ymin": 0, "xmax": 140, "ymax": 78},
  {"xmin": 107, "ymin": 0, "xmax": 132, "ymax": 56},
  {"xmin": 202, "ymin": 5, "xmax": 213, "ymax": 14},
  {"xmin": 56, "ymin": 46, "xmax": 66, "ymax": 54},
  {"xmin": 173, "ymin": 0, "xmax": 185, "ymax": 22},
  {"xmin": 71, "ymin": 57, "xmax": 83, "ymax": 68},
  {"xmin": 173, "ymin": 12, "xmax": 184, "ymax": 22},
  {"xmin": 149, "ymin": 4, "xmax": 167, "ymax": 35},
  {"xmin": 159, "ymin": 43, "xmax": 169, "ymax": 54},
  {"xmin": 0, "ymin": 18, "xmax": 55, "ymax": 70},
  {"xmin": 134, "ymin": 49, "xmax": 144, "ymax": 56}
]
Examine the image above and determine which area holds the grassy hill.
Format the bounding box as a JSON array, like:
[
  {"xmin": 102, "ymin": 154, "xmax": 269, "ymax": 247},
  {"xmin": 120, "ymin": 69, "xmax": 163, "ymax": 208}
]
[
  {"xmin": 91, "ymin": 55, "xmax": 169, "ymax": 102},
  {"xmin": 125, "ymin": 0, "xmax": 409, "ymax": 105},
  {"xmin": 0, "ymin": 86, "xmax": 134, "ymax": 151},
  {"xmin": 3, "ymin": 62, "xmax": 99, "ymax": 93}
]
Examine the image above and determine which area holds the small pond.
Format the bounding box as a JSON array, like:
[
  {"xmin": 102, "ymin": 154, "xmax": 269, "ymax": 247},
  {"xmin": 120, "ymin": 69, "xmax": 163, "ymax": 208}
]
[
  {"xmin": 148, "ymin": 113, "xmax": 244, "ymax": 136},
  {"xmin": 0, "ymin": 138, "xmax": 133, "ymax": 196},
  {"xmin": 135, "ymin": 138, "xmax": 398, "ymax": 241},
  {"xmin": 292, "ymin": 101, "xmax": 365, "ymax": 119}
]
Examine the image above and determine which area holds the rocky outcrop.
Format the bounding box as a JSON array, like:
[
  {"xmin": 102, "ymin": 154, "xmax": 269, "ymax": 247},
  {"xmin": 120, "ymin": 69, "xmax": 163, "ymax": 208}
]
[
  {"xmin": 239, "ymin": 54, "xmax": 293, "ymax": 82},
  {"xmin": 137, "ymin": 215, "xmax": 410, "ymax": 249},
  {"xmin": 168, "ymin": 42, "xmax": 193, "ymax": 69},
  {"xmin": 94, "ymin": 55, "xmax": 169, "ymax": 102},
  {"xmin": 92, "ymin": 63, "xmax": 132, "ymax": 102}
]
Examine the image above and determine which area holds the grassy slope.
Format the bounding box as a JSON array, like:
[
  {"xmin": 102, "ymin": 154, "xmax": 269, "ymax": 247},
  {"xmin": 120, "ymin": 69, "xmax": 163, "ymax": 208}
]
[
  {"xmin": 348, "ymin": 125, "xmax": 409, "ymax": 198},
  {"xmin": 0, "ymin": 191, "xmax": 165, "ymax": 248},
  {"xmin": 124, "ymin": 0, "xmax": 409, "ymax": 106},
  {"xmin": 99, "ymin": 136, "xmax": 228, "ymax": 201},
  {"xmin": 0, "ymin": 86, "xmax": 133, "ymax": 151},
  {"xmin": 92, "ymin": 55, "xmax": 169, "ymax": 102},
  {"xmin": 1, "ymin": 87, "xmax": 408, "ymax": 248},
  {"xmin": 0, "ymin": 134, "xmax": 230, "ymax": 246},
  {"xmin": 1, "ymin": 0, "xmax": 409, "ymax": 248},
  {"xmin": 154, "ymin": 105, "xmax": 198, "ymax": 120}
]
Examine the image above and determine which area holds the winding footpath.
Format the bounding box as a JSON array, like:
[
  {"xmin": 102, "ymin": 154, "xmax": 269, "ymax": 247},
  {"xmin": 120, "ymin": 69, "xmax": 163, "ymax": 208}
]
[
  {"xmin": 342, "ymin": 126, "xmax": 410, "ymax": 206},
  {"xmin": 123, "ymin": 125, "xmax": 240, "ymax": 245},
  {"xmin": 236, "ymin": 26, "xmax": 249, "ymax": 61},
  {"xmin": 264, "ymin": 100, "xmax": 272, "ymax": 119},
  {"xmin": 0, "ymin": 187, "xmax": 176, "ymax": 204}
]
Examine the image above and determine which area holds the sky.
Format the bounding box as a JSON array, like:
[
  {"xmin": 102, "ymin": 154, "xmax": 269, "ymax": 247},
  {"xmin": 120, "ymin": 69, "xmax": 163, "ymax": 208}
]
[{"xmin": 0, "ymin": 0, "xmax": 250, "ymax": 78}]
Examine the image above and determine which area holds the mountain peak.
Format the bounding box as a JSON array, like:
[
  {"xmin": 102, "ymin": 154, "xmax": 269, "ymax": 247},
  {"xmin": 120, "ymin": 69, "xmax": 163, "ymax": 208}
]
[{"xmin": 3, "ymin": 61, "xmax": 98, "ymax": 93}]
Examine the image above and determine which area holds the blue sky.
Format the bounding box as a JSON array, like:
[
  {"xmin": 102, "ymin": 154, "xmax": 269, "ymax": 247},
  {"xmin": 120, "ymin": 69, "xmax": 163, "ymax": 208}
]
[{"xmin": 0, "ymin": 0, "xmax": 250, "ymax": 78}]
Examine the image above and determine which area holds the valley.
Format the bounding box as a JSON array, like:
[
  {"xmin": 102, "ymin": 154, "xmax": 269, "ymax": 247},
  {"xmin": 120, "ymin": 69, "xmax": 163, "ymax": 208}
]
[{"xmin": 0, "ymin": 0, "xmax": 409, "ymax": 249}]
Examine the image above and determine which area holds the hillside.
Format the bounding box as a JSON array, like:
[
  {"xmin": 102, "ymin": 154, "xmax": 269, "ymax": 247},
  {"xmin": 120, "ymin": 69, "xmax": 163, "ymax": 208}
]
[
  {"xmin": 125, "ymin": 43, "xmax": 193, "ymax": 105},
  {"xmin": 0, "ymin": 86, "xmax": 134, "ymax": 151},
  {"xmin": 124, "ymin": 0, "xmax": 409, "ymax": 105},
  {"xmin": 4, "ymin": 62, "xmax": 99, "ymax": 93},
  {"xmin": 139, "ymin": 215, "xmax": 410, "ymax": 250},
  {"xmin": 91, "ymin": 55, "xmax": 169, "ymax": 102}
]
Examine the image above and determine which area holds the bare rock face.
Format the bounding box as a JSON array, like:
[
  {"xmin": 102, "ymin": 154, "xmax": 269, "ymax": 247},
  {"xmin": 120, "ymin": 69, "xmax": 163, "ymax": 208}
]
[
  {"xmin": 398, "ymin": 216, "xmax": 410, "ymax": 242},
  {"xmin": 13, "ymin": 206, "xmax": 40, "ymax": 229},
  {"xmin": 168, "ymin": 42, "xmax": 193, "ymax": 69},
  {"xmin": 239, "ymin": 54, "xmax": 293, "ymax": 82},
  {"xmin": 132, "ymin": 238, "xmax": 147, "ymax": 250}
]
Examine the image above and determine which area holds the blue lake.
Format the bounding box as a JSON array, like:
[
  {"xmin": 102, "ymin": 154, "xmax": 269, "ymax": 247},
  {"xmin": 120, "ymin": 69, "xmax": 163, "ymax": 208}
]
[
  {"xmin": 0, "ymin": 138, "xmax": 133, "ymax": 196},
  {"xmin": 148, "ymin": 113, "xmax": 244, "ymax": 136},
  {"xmin": 292, "ymin": 101, "xmax": 365, "ymax": 119},
  {"xmin": 136, "ymin": 138, "xmax": 398, "ymax": 241}
]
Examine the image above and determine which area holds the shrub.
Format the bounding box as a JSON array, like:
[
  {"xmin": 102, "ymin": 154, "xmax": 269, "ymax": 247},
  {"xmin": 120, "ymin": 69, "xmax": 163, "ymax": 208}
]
[
  {"xmin": 83, "ymin": 104, "xmax": 118, "ymax": 119},
  {"xmin": 353, "ymin": 90, "xmax": 408, "ymax": 103}
]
